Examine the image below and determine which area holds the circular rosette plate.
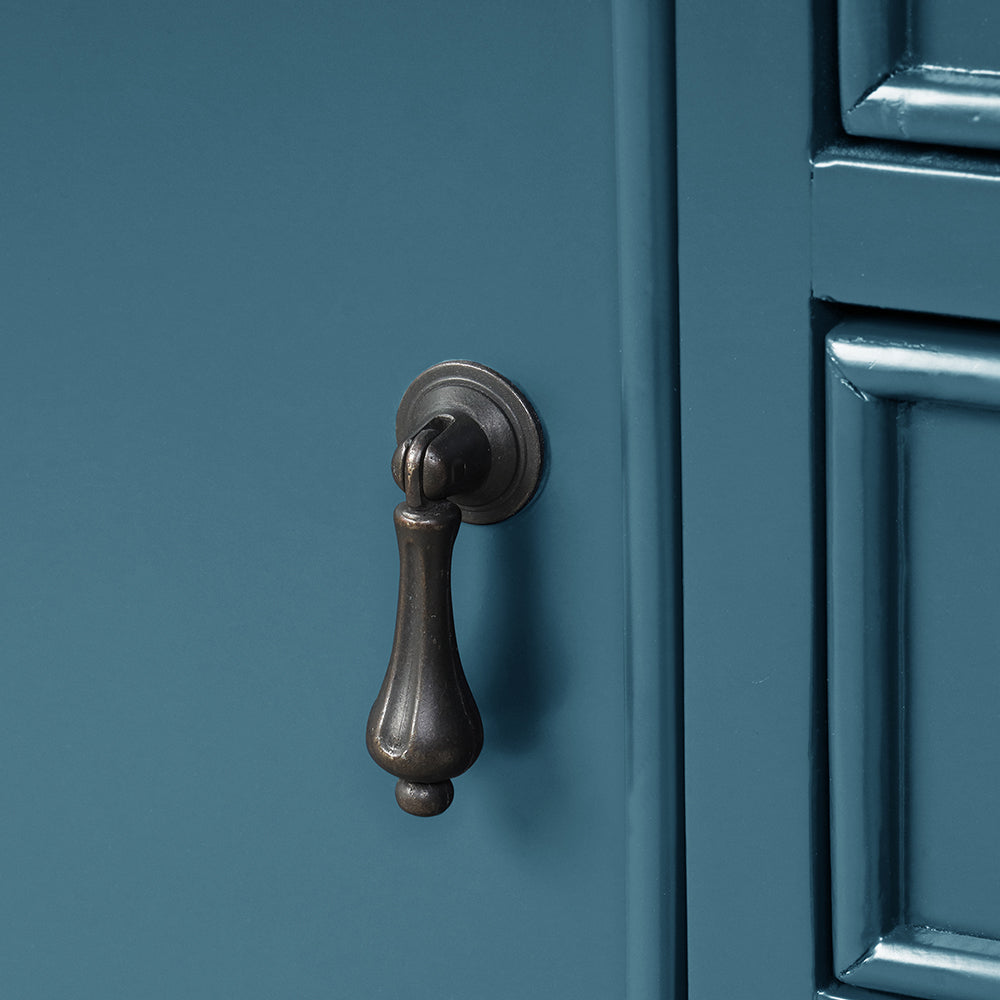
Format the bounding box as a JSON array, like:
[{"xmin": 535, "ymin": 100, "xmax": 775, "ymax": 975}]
[{"xmin": 395, "ymin": 360, "xmax": 544, "ymax": 525}]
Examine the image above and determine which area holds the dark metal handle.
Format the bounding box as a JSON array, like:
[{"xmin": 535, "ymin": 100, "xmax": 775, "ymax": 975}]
[{"xmin": 366, "ymin": 361, "xmax": 544, "ymax": 816}]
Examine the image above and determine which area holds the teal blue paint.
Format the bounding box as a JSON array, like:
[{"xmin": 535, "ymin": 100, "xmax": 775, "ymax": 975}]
[
  {"xmin": 912, "ymin": 0, "xmax": 1000, "ymax": 70},
  {"xmin": 905, "ymin": 408, "xmax": 1000, "ymax": 944},
  {"xmin": 828, "ymin": 320, "xmax": 1000, "ymax": 1000},
  {"xmin": 839, "ymin": 0, "xmax": 1000, "ymax": 149},
  {"xmin": 826, "ymin": 330, "xmax": 905, "ymax": 974},
  {"xmin": 678, "ymin": 2, "xmax": 1000, "ymax": 998},
  {"xmin": 611, "ymin": 1, "xmax": 684, "ymax": 999},
  {"xmin": 677, "ymin": 0, "xmax": 820, "ymax": 997},
  {"xmin": 837, "ymin": 0, "xmax": 906, "ymax": 114},
  {"xmin": 813, "ymin": 152, "xmax": 1000, "ymax": 323},
  {"xmin": 0, "ymin": 3, "xmax": 636, "ymax": 996},
  {"xmin": 843, "ymin": 67, "xmax": 1000, "ymax": 150}
]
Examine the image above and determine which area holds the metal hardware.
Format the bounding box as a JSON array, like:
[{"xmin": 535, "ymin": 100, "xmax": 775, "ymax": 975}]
[{"xmin": 366, "ymin": 361, "xmax": 544, "ymax": 816}]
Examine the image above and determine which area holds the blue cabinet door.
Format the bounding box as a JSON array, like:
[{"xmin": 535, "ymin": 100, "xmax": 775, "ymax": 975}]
[
  {"xmin": 0, "ymin": 3, "xmax": 681, "ymax": 998},
  {"xmin": 680, "ymin": 2, "xmax": 1000, "ymax": 999}
]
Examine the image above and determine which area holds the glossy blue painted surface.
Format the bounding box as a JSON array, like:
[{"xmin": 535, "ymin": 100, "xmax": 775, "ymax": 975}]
[
  {"xmin": 827, "ymin": 321, "xmax": 1000, "ymax": 1000},
  {"xmin": 684, "ymin": 0, "xmax": 1000, "ymax": 992},
  {"xmin": 0, "ymin": 4, "xmax": 680, "ymax": 996},
  {"xmin": 839, "ymin": 0, "xmax": 1000, "ymax": 149},
  {"xmin": 814, "ymin": 150, "xmax": 1000, "ymax": 323},
  {"xmin": 676, "ymin": 0, "xmax": 1000, "ymax": 995}
]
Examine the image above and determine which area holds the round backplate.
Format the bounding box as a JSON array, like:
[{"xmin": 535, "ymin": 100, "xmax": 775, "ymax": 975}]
[{"xmin": 395, "ymin": 360, "xmax": 544, "ymax": 525}]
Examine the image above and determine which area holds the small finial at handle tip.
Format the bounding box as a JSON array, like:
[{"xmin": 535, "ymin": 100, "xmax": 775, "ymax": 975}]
[{"xmin": 395, "ymin": 779, "xmax": 454, "ymax": 817}]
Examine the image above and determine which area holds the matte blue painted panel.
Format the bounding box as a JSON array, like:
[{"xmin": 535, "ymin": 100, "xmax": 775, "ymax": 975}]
[
  {"xmin": 678, "ymin": 1, "xmax": 820, "ymax": 998},
  {"xmin": 906, "ymin": 403, "xmax": 1000, "ymax": 942},
  {"xmin": 0, "ymin": 3, "xmax": 680, "ymax": 997},
  {"xmin": 912, "ymin": 0, "xmax": 1000, "ymax": 71}
]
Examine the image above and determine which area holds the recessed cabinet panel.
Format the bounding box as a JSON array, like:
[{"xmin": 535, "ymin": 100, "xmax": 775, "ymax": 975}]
[
  {"xmin": 827, "ymin": 318, "xmax": 1000, "ymax": 1000},
  {"xmin": 906, "ymin": 404, "xmax": 1000, "ymax": 942},
  {"xmin": 839, "ymin": 0, "xmax": 1000, "ymax": 149},
  {"xmin": 913, "ymin": 0, "xmax": 1000, "ymax": 72}
]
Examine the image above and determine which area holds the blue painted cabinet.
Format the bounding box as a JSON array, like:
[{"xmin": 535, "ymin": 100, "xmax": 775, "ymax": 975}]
[
  {"xmin": 681, "ymin": 2, "xmax": 1000, "ymax": 1000},
  {"xmin": 0, "ymin": 4, "xmax": 679, "ymax": 998},
  {"xmin": 13, "ymin": 3, "xmax": 996, "ymax": 998}
]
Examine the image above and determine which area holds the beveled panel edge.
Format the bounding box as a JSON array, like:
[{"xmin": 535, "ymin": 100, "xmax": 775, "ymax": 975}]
[
  {"xmin": 838, "ymin": 0, "xmax": 906, "ymax": 121},
  {"xmin": 826, "ymin": 330, "xmax": 902, "ymax": 977},
  {"xmin": 838, "ymin": 0, "xmax": 1000, "ymax": 150},
  {"xmin": 828, "ymin": 319, "xmax": 1000, "ymax": 410},
  {"xmin": 819, "ymin": 980, "xmax": 911, "ymax": 1000},
  {"xmin": 842, "ymin": 926, "xmax": 1000, "ymax": 1000},
  {"xmin": 844, "ymin": 66, "xmax": 1000, "ymax": 152}
]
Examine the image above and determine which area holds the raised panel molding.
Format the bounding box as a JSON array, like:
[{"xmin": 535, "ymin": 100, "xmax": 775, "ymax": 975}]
[
  {"xmin": 826, "ymin": 319, "xmax": 1000, "ymax": 1000},
  {"xmin": 839, "ymin": 0, "xmax": 1000, "ymax": 150}
]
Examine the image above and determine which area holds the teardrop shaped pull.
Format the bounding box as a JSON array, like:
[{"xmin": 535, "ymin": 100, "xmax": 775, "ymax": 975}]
[
  {"xmin": 366, "ymin": 361, "xmax": 544, "ymax": 816},
  {"xmin": 367, "ymin": 499, "xmax": 481, "ymax": 817}
]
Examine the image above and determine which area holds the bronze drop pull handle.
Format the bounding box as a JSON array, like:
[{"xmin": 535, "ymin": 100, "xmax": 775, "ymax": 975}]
[{"xmin": 366, "ymin": 361, "xmax": 544, "ymax": 816}]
